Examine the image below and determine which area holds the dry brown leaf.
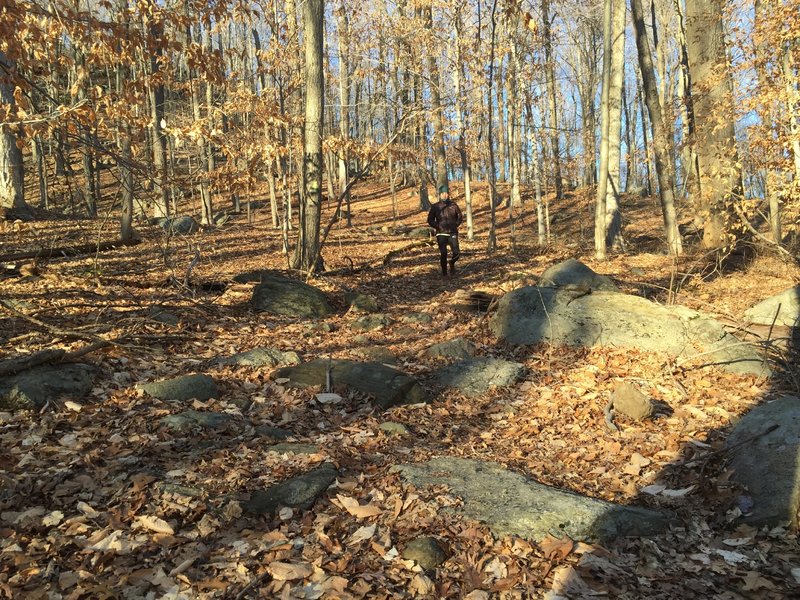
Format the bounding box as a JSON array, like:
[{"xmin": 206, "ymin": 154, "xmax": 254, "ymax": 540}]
[
  {"xmin": 336, "ymin": 494, "xmax": 382, "ymax": 518},
  {"xmin": 136, "ymin": 515, "xmax": 175, "ymax": 535},
  {"xmin": 266, "ymin": 561, "xmax": 313, "ymax": 581},
  {"xmin": 539, "ymin": 535, "xmax": 574, "ymax": 561}
]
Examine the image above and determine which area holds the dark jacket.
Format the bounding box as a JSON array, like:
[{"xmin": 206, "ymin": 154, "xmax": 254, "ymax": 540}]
[{"xmin": 427, "ymin": 200, "xmax": 463, "ymax": 234}]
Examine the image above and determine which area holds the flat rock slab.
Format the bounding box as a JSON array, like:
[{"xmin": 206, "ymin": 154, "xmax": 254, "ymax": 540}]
[
  {"xmin": 490, "ymin": 287, "xmax": 770, "ymax": 378},
  {"xmin": 250, "ymin": 273, "xmax": 333, "ymax": 318},
  {"xmin": 254, "ymin": 425, "xmax": 292, "ymax": 440},
  {"xmin": 245, "ymin": 462, "xmax": 337, "ymax": 515},
  {"xmin": 217, "ymin": 347, "xmax": 300, "ymax": 368},
  {"xmin": 426, "ymin": 337, "xmax": 476, "ymax": 360},
  {"xmin": 273, "ymin": 359, "xmax": 426, "ymax": 409},
  {"xmin": 434, "ymin": 358, "xmax": 524, "ymax": 397},
  {"xmin": 539, "ymin": 258, "xmax": 617, "ymax": 291},
  {"xmin": 744, "ymin": 286, "xmax": 800, "ymax": 327},
  {"xmin": 396, "ymin": 458, "xmax": 671, "ymax": 543},
  {"xmin": 726, "ymin": 395, "xmax": 800, "ymax": 528},
  {"xmin": 138, "ymin": 374, "xmax": 219, "ymax": 402},
  {"xmin": 161, "ymin": 410, "xmax": 232, "ymax": 431},
  {"xmin": 0, "ymin": 364, "xmax": 94, "ymax": 410}
]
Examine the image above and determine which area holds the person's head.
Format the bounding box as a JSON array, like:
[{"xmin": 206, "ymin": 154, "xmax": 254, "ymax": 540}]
[{"xmin": 438, "ymin": 184, "xmax": 449, "ymax": 201}]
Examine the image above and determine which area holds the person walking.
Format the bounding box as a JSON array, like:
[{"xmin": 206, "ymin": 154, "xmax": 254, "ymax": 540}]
[{"xmin": 427, "ymin": 184, "xmax": 463, "ymax": 277}]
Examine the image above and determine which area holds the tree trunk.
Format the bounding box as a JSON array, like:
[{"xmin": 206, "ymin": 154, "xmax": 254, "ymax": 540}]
[
  {"xmin": 147, "ymin": 20, "xmax": 170, "ymax": 219},
  {"xmin": 604, "ymin": 0, "xmax": 626, "ymax": 249},
  {"xmin": 486, "ymin": 0, "xmax": 500, "ymax": 252},
  {"xmin": 684, "ymin": 0, "xmax": 742, "ymax": 249},
  {"xmin": 292, "ymin": 0, "xmax": 324, "ymax": 272},
  {"xmin": 336, "ymin": 1, "xmax": 352, "ymax": 227},
  {"xmin": 453, "ymin": 15, "xmax": 474, "ymax": 239},
  {"xmin": 542, "ymin": 0, "xmax": 563, "ymax": 200},
  {"xmin": 631, "ymin": 0, "xmax": 683, "ymax": 254},
  {"xmin": 594, "ymin": 0, "xmax": 613, "ymax": 260},
  {"xmin": 0, "ymin": 51, "xmax": 26, "ymax": 212}
]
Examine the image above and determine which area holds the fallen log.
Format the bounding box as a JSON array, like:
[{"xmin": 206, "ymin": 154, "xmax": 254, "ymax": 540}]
[{"xmin": 0, "ymin": 238, "xmax": 141, "ymax": 263}]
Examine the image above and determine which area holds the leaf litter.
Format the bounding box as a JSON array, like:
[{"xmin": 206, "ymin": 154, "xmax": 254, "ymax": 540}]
[{"xmin": 1, "ymin": 184, "xmax": 799, "ymax": 598}]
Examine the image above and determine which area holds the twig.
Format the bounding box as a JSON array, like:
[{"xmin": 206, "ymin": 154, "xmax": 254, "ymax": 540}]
[
  {"xmin": 604, "ymin": 399, "xmax": 619, "ymax": 433},
  {"xmin": 732, "ymin": 202, "xmax": 792, "ymax": 258},
  {"xmin": 0, "ymin": 299, "xmax": 116, "ymax": 346},
  {"xmin": 0, "ymin": 238, "xmax": 140, "ymax": 262},
  {"xmin": 0, "ymin": 341, "xmax": 109, "ymax": 377},
  {"xmin": 697, "ymin": 424, "xmax": 780, "ymax": 479}
]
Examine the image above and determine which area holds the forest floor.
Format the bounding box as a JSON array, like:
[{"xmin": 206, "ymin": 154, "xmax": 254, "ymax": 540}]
[{"xmin": 1, "ymin": 178, "xmax": 799, "ymax": 599}]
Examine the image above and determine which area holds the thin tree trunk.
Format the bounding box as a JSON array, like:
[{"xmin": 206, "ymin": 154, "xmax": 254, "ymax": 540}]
[
  {"xmin": 453, "ymin": 14, "xmax": 474, "ymax": 240},
  {"xmin": 486, "ymin": 0, "xmax": 500, "ymax": 252},
  {"xmin": 0, "ymin": 51, "xmax": 26, "ymax": 212},
  {"xmin": 336, "ymin": 1, "xmax": 352, "ymax": 227},
  {"xmin": 594, "ymin": 0, "xmax": 613, "ymax": 260},
  {"xmin": 631, "ymin": 0, "xmax": 683, "ymax": 255},
  {"xmin": 604, "ymin": 0, "xmax": 626, "ymax": 249},
  {"xmin": 542, "ymin": 0, "xmax": 563, "ymax": 200},
  {"xmin": 292, "ymin": 0, "xmax": 324, "ymax": 272}
]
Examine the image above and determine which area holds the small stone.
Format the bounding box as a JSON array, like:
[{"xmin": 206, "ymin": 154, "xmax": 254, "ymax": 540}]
[
  {"xmin": 380, "ymin": 421, "xmax": 410, "ymax": 436},
  {"xmin": 137, "ymin": 374, "xmax": 219, "ymax": 403},
  {"xmin": 147, "ymin": 306, "xmax": 180, "ymax": 326},
  {"xmin": 402, "ymin": 537, "xmax": 448, "ymax": 570},
  {"xmin": 218, "ymin": 347, "xmax": 300, "ymax": 368},
  {"xmin": 353, "ymin": 335, "xmax": 370, "ymax": 345},
  {"xmin": 345, "ymin": 291, "xmax": 379, "ymax": 313},
  {"xmin": 160, "ymin": 410, "xmax": 232, "ymax": 431},
  {"xmin": 0, "ymin": 364, "xmax": 95, "ymax": 411},
  {"xmin": 402, "ymin": 312, "xmax": 433, "ymax": 325},
  {"xmin": 352, "ymin": 346, "xmax": 396, "ymax": 364},
  {"xmin": 266, "ymin": 442, "xmax": 321, "ymax": 455},
  {"xmin": 394, "ymin": 326, "xmax": 417, "ymax": 337},
  {"xmin": 611, "ymin": 382, "xmax": 654, "ymax": 421},
  {"xmin": 351, "ymin": 314, "xmax": 391, "ymax": 331},
  {"xmin": 254, "ymin": 425, "xmax": 292, "ymax": 440},
  {"xmin": 426, "ymin": 337, "xmax": 476, "ymax": 360},
  {"xmin": 245, "ymin": 463, "xmax": 337, "ymax": 515}
]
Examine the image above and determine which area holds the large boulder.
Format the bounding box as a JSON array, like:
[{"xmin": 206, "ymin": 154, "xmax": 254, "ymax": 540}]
[
  {"xmin": 426, "ymin": 337, "xmax": 476, "ymax": 360},
  {"xmin": 489, "ymin": 287, "xmax": 770, "ymax": 377},
  {"xmin": 743, "ymin": 286, "xmax": 800, "ymax": 327},
  {"xmin": 162, "ymin": 216, "xmax": 200, "ymax": 235},
  {"xmin": 273, "ymin": 359, "xmax": 426, "ymax": 409},
  {"xmin": 250, "ymin": 273, "xmax": 333, "ymax": 318},
  {"xmin": 725, "ymin": 395, "xmax": 800, "ymax": 528},
  {"xmin": 137, "ymin": 374, "xmax": 219, "ymax": 402},
  {"xmin": 0, "ymin": 364, "xmax": 94, "ymax": 410},
  {"xmin": 539, "ymin": 259, "xmax": 617, "ymax": 291},
  {"xmin": 433, "ymin": 358, "xmax": 524, "ymax": 397},
  {"xmin": 395, "ymin": 458, "xmax": 671, "ymax": 543}
]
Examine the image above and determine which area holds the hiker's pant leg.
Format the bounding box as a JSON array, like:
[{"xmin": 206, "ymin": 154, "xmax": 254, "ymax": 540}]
[
  {"xmin": 449, "ymin": 234, "xmax": 460, "ymax": 266},
  {"xmin": 437, "ymin": 235, "xmax": 449, "ymax": 275}
]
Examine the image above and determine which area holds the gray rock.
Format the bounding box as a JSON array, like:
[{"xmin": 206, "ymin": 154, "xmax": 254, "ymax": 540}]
[
  {"xmin": 434, "ymin": 358, "xmax": 524, "ymax": 397},
  {"xmin": 267, "ymin": 442, "xmax": 321, "ymax": 455},
  {"xmin": 426, "ymin": 337, "xmax": 476, "ymax": 360},
  {"xmin": 273, "ymin": 359, "xmax": 426, "ymax": 409},
  {"xmin": 351, "ymin": 313, "xmax": 391, "ymax": 331},
  {"xmin": 305, "ymin": 322, "xmax": 334, "ymax": 334},
  {"xmin": 161, "ymin": 410, "xmax": 232, "ymax": 431},
  {"xmin": 163, "ymin": 216, "xmax": 200, "ymax": 235},
  {"xmin": 0, "ymin": 364, "xmax": 95, "ymax": 411},
  {"xmin": 138, "ymin": 374, "xmax": 219, "ymax": 402},
  {"xmin": 234, "ymin": 269, "xmax": 282, "ymax": 284},
  {"xmin": 217, "ymin": 347, "xmax": 300, "ymax": 368},
  {"xmin": 396, "ymin": 458, "xmax": 671, "ymax": 543},
  {"xmin": 380, "ymin": 421, "xmax": 410, "ymax": 436},
  {"xmin": 611, "ymin": 383, "xmax": 654, "ymax": 421},
  {"xmin": 726, "ymin": 395, "xmax": 800, "ymax": 528},
  {"xmin": 352, "ymin": 346, "xmax": 397, "ymax": 364},
  {"xmin": 147, "ymin": 306, "xmax": 180, "ymax": 326},
  {"xmin": 345, "ymin": 291, "xmax": 379, "ymax": 314},
  {"xmin": 402, "ymin": 312, "xmax": 433, "ymax": 325},
  {"xmin": 403, "ymin": 537, "xmax": 448, "ymax": 570},
  {"xmin": 394, "ymin": 326, "xmax": 417, "ymax": 337},
  {"xmin": 539, "ymin": 258, "xmax": 617, "ymax": 291},
  {"xmin": 254, "ymin": 425, "xmax": 292, "ymax": 440},
  {"xmin": 212, "ymin": 210, "xmax": 230, "ymax": 226},
  {"xmin": 490, "ymin": 287, "xmax": 770, "ymax": 378},
  {"xmin": 743, "ymin": 286, "xmax": 800, "ymax": 327},
  {"xmin": 251, "ymin": 274, "xmax": 333, "ymax": 318},
  {"xmin": 352, "ymin": 335, "xmax": 370, "ymax": 345},
  {"xmin": 245, "ymin": 462, "xmax": 337, "ymax": 515},
  {"xmin": 406, "ymin": 227, "xmax": 432, "ymax": 239}
]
